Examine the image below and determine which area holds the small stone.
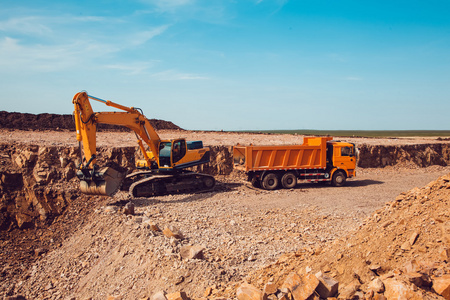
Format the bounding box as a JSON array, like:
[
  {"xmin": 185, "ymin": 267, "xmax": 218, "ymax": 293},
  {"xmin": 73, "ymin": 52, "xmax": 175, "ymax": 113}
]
[
  {"xmin": 432, "ymin": 274, "xmax": 450, "ymax": 299},
  {"xmin": 401, "ymin": 241, "xmax": 411, "ymax": 251},
  {"xmin": 104, "ymin": 206, "xmax": 119, "ymax": 214},
  {"xmin": 163, "ymin": 226, "xmax": 183, "ymax": 239},
  {"xmin": 281, "ymin": 272, "xmax": 319, "ymax": 300},
  {"xmin": 236, "ymin": 283, "xmax": 265, "ymax": 300},
  {"xmin": 123, "ymin": 202, "xmax": 135, "ymax": 215},
  {"xmin": 180, "ymin": 245, "xmax": 205, "ymax": 259},
  {"xmin": 369, "ymin": 264, "xmax": 381, "ymax": 272},
  {"xmin": 174, "ymin": 276, "xmax": 184, "ymax": 285},
  {"xmin": 384, "ymin": 278, "xmax": 424, "ymax": 300},
  {"xmin": 406, "ymin": 272, "xmax": 431, "ymax": 288},
  {"xmin": 367, "ymin": 278, "xmax": 385, "ymax": 293},
  {"xmin": 409, "ymin": 231, "xmax": 419, "ymax": 245},
  {"xmin": 166, "ymin": 291, "xmax": 188, "ymax": 300},
  {"xmin": 34, "ymin": 248, "xmax": 46, "ymax": 256},
  {"xmin": 263, "ymin": 282, "xmax": 278, "ymax": 295},
  {"xmin": 143, "ymin": 219, "xmax": 161, "ymax": 232},
  {"xmin": 151, "ymin": 291, "xmax": 167, "ymax": 300},
  {"xmin": 315, "ymin": 271, "xmax": 338, "ymax": 298},
  {"xmin": 337, "ymin": 280, "xmax": 360, "ymax": 300}
]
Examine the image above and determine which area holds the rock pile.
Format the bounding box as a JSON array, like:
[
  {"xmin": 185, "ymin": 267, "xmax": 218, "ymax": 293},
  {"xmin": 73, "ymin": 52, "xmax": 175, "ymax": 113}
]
[{"xmin": 243, "ymin": 173, "xmax": 450, "ymax": 299}]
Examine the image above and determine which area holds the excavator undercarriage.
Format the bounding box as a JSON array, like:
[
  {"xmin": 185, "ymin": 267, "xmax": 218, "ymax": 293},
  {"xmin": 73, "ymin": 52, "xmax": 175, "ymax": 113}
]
[{"xmin": 122, "ymin": 170, "xmax": 215, "ymax": 198}]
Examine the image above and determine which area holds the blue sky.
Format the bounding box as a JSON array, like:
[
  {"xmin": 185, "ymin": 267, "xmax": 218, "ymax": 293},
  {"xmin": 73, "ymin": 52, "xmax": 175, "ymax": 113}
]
[{"xmin": 1, "ymin": 1, "xmax": 449, "ymax": 130}]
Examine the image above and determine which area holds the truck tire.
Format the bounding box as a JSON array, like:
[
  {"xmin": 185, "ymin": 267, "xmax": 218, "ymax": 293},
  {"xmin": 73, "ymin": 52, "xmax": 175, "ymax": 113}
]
[
  {"xmin": 251, "ymin": 176, "xmax": 261, "ymax": 188},
  {"xmin": 281, "ymin": 172, "xmax": 297, "ymax": 189},
  {"xmin": 331, "ymin": 170, "xmax": 346, "ymax": 187},
  {"xmin": 262, "ymin": 173, "xmax": 279, "ymax": 190}
]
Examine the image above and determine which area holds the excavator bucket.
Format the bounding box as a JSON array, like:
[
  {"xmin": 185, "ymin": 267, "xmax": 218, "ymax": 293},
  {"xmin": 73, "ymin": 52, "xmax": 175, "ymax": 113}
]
[{"xmin": 78, "ymin": 167, "xmax": 126, "ymax": 196}]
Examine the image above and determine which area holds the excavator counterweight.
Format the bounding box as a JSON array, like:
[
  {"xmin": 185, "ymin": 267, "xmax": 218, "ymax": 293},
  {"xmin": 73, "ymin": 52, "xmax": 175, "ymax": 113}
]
[{"xmin": 72, "ymin": 91, "xmax": 215, "ymax": 197}]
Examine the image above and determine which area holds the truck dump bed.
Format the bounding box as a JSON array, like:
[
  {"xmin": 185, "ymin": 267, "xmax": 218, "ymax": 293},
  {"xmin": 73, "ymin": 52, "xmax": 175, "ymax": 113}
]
[{"xmin": 233, "ymin": 137, "xmax": 332, "ymax": 172}]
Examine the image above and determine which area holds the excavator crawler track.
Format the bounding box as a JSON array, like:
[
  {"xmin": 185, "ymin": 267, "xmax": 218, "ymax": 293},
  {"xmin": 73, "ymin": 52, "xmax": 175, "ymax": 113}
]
[{"xmin": 122, "ymin": 171, "xmax": 216, "ymax": 198}]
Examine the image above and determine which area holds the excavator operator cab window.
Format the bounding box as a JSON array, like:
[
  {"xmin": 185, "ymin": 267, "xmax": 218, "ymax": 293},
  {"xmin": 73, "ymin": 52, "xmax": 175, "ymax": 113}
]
[
  {"xmin": 159, "ymin": 142, "xmax": 172, "ymax": 167},
  {"xmin": 172, "ymin": 140, "xmax": 186, "ymax": 163}
]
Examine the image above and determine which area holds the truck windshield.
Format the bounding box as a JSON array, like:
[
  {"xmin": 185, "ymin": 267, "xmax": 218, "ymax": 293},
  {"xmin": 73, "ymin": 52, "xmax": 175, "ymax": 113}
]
[{"xmin": 341, "ymin": 146, "xmax": 354, "ymax": 156}]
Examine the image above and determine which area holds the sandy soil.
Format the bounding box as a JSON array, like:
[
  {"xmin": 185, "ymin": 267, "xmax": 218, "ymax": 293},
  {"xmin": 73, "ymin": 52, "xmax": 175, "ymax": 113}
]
[{"xmin": 2, "ymin": 129, "xmax": 450, "ymax": 147}]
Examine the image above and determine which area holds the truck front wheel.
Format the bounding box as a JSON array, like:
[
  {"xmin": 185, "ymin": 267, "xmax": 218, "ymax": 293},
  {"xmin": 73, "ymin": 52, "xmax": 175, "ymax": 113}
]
[
  {"xmin": 262, "ymin": 173, "xmax": 279, "ymax": 190},
  {"xmin": 281, "ymin": 172, "xmax": 297, "ymax": 189},
  {"xmin": 331, "ymin": 170, "xmax": 346, "ymax": 187}
]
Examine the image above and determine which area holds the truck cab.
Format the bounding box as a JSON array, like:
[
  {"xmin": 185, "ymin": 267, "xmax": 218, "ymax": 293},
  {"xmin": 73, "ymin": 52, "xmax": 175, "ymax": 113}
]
[{"xmin": 327, "ymin": 141, "xmax": 357, "ymax": 181}]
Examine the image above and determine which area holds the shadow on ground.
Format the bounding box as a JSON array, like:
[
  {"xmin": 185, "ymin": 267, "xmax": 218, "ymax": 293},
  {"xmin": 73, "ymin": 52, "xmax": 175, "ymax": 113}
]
[{"xmin": 110, "ymin": 181, "xmax": 243, "ymax": 207}]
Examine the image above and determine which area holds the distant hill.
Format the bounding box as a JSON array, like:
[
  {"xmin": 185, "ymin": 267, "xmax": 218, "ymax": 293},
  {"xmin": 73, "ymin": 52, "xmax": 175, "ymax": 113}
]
[{"xmin": 0, "ymin": 111, "xmax": 183, "ymax": 131}]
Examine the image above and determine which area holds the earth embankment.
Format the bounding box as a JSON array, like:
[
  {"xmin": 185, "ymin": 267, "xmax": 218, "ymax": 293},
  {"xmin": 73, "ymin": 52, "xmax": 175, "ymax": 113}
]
[{"xmin": 0, "ymin": 111, "xmax": 182, "ymax": 131}]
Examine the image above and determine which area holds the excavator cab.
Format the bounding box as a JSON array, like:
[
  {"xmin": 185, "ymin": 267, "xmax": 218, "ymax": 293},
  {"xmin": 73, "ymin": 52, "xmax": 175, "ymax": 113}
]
[{"xmin": 158, "ymin": 139, "xmax": 188, "ymax": 169}]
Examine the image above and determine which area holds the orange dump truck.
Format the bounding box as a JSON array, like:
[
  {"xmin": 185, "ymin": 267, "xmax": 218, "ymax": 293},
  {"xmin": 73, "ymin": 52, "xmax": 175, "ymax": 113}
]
[{"xmin": 233, "ymin": 137, "xmax": 356, "ymax": 190}]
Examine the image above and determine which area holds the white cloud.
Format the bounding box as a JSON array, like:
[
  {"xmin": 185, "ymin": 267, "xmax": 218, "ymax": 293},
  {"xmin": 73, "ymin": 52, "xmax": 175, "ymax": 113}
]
[
  {"xmin": 0, "ymin": 16, "xmax": 52, "ymax": 36},
  {"xmin": 146, "ymin": 0, "xmax": 193, "ymax": 11},
  {"xmin": 105, "ymin": 61, "xmax": 158, "ymax": 75},
  {"xmin": 152, "ymin": 69, "xmax": 209, "ymax": 80},
  {"xmin": 343, "ymin": 76, "xmax": 363, "ymax": 81},
  {"xmin": 129, "ymin": 25, "xmax": 170, "ymax": 46},
  {"xmin": 0, "ymin": 36, "xmax": 118, "ymax": 72}
]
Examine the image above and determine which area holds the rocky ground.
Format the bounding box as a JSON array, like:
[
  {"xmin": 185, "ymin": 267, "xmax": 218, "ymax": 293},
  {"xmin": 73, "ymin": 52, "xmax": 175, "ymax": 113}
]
[{"xmin": 0, "ymin": 126, "xmax": 449, "ymax": 299}]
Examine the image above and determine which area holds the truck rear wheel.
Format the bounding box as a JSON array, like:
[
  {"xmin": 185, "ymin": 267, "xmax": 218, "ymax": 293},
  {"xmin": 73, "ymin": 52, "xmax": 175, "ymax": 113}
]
[
  {"xmin": 262, "ymin": 173, "xmax": 279, "ymax": 190},
  {"xmin": 331, "ymin": 170, "xmax": 346, "ymax": 187},
  {"xmin": 251, "ymin": 176, "xmax": 261, "ymax": 188},
  {"xmin": 281, "ymin": 172, "xmax": 297, "ymax": 189}
]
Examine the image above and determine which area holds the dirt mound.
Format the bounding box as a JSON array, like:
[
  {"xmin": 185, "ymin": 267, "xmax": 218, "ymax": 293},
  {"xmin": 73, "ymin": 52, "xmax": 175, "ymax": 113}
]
[
  {"xmin": 245, "ymin": 173, "xmax": 450, "ymax": 299},
  {"xmin": 0, "ymin": 111, "xmax": 182, "ymax": 131}
]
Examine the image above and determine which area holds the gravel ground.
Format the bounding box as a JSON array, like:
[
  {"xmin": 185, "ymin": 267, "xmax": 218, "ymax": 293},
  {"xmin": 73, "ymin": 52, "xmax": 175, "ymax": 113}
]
[
  {"xmin": 2, "ymin": 128, "xmax": 450, "ymax": 299},
  {"xmin": 12, "ymin": 165, "xmax": 450, "ymax": 299}
]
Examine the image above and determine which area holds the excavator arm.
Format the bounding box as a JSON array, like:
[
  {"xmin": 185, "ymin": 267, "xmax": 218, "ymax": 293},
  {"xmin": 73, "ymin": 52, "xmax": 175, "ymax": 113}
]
[
  {"xmin": 73, "ymin": 91, "xmax": 161, "ymax": 166},
  {"xmin": 72, "ymin": 91, "xmax": 162, "ymax": 195}
]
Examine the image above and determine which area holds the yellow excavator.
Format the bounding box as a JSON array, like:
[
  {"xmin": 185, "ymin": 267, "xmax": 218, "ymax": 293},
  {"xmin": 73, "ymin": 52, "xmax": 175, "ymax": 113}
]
[{"xmin": 72, "ymin": 91, "xmax": 215, "ymax": 198}]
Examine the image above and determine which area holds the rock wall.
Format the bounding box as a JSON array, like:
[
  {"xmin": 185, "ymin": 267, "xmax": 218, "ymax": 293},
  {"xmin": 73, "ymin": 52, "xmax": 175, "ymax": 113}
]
[
  {"xmin": 358, "ymin": 143, "xmax": 450, "ymax": 168},
  {"xmin": 1, "ymin": 143, "xmax": 449, "ymax": 231},
  {"xmin": 0, "ymin": 144, "xmax": 136, "ymax": 230}
]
